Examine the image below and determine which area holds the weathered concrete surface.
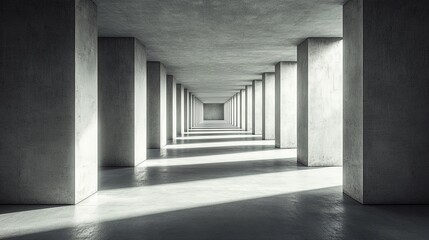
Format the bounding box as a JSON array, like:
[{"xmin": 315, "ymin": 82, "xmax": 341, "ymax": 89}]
[
  {"xmin": 343, "ymin": 0, "xmax": 363, "ymax": 204},
  {"xmin": 262, "ymin": 73, "xmax": 275, "ymax": 140},
  {"xmin": 252, "ymin": 80, "xmax": 263, "ymax": 135},
  {"xmin": 98, "ymin": 37, "xmax": 147, "ymax": 167},
  {"xmin": 204, "ymin": 104, "xmax": 224, "ymax": 120},
  {"xmin": 297, "ymin": 38, "xmax": 342, "ymax": 167},
  {"xmin": 167, "ymin": 75, "xmax": 177, "ymax": 140},
  {"xmin": 344, "ymin": 0, "xmax": 429, "ymax": 204},
  {"xmin": 241, "ymin": 89, "xmax": 246, "ymax": 129},
  {"xmin": 176, "ymin": 84, "xmax": 184, "ymax": 136},
  {"xmin": 275, "ymin": 62, "xmax": 297, "ymax": 149},
  {"xmin": 246, "ymin": 85, "xmax": 253, "ymax": 132},
  {"xmin": 147, "ymin": 62, "xmax": 167, "ymax": 149},
  {"xmin": 95, "ymin": 0, "xmax": 343, "ymax": 102},
  {"xmin": 0, "ymin": 0, "xmax": 97, "ymax": 204}
]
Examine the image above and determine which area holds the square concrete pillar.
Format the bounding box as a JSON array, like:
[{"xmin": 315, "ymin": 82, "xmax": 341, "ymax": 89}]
[
  {"xmin": 252, "ymin": 80, "xmax": 263, "ymax": 135},
  {"xmin": 147, "ymin": 62, "xmax": 167, "ymax": 149},
  {"xmin": 176, "ymin": 84, "xmax": 184, "ymax": 136},
  {"xmin": 246, "ymin": 85, "xmax": 253, "ymax": 132},
  {"xmin": 230, "ymin": 99, "xmax": 233, "ymax": 124},
  {"xmin": 184, "ymin": 88, "xmax": 188, "ymax": 132},
  {"xmin": 98, "ymin": 37, "xmax": 147, "ymax": 167},
  {"xmin": 262, "ymin": 73, "xmax": 275, "ymax": 140},
  {"xmin": 344, "ymin": 0, "xmax": 429, "ymax": 204},
  {"xmin": 275, "ymin": 62, "xmax": 297, "ymax": 149},
  {"xmin": 167, "ymin": 75, "xmax": 177, "ymax": 141},
  {"xmin": 190, "ymin": 94, "xmax": 194, "ymax": 128},
  {"xmin": 232, "ymin": 95, "xmax": 236, "ymax": 126},
  {"xmin": 240, "ymin": 89, "xmax": 246, "ymax": 130},
  {"xmin": 0, "ymin": 0, "xmax": 97, "ymax": 204},
  {"xmin": 187, "ymin": 92, "xmax": 192, "ymax": 129},
  {"xmin": 236, "ymin": 93, "xmax": 241, "ymax": 128},
  {"xmin": 297, "ymin": 38, "xmax": 343, "ymax": 167}
]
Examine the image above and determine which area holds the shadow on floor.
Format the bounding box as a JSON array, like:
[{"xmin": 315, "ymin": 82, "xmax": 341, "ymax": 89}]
[
  {"xmin": 147, "ymin": 145, "xmax": 278, "ymax": 160},
  {"xmin": 4, "ymin": 187, "xmax": 429, "ymax": 240},
  {"xmin": 99, "ymin": 158, "xmax": 301, "ymax": 190},
  {"xmin": 0, "ymin": 205, "xmax": 64, "ymax": 215}
]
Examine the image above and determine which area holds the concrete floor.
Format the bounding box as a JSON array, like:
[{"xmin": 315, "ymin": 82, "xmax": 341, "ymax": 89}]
[{"xmin": 1, "ymin": 120, "xmax": 429, "ymax": 239}]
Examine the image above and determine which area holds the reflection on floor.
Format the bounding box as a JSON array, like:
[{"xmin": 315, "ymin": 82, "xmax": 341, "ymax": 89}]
[{"xmin": 1, "ymin": 120, "xmax": 429, "ymax": 239}]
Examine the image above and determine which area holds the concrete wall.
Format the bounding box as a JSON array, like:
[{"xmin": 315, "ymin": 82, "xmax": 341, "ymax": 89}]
[
  {"xmin": 343, "ymin": 0, "xmax": 364, "ymax": 203},
  {"xmin": 166, "ymin": 75, "xmax": 177, "ymax": 140},
  {"xmin": 0, "ymin": 0, "xmax": 97, "ymax": 204},
  {"xmin": 147, "ymin": 62, "xmax": 167, "ymax": 149},
  {"xmin": 262, "ymin": 73, "xmax": 275, "ymax": 140},
  {"xmin": 246, "ymin": 85, "xmax": 253, "ymax": 132},
  {"xmin": 98, "ymin": 37, "xmax": 147, "ymax": 167},
  {"xmin": 344, "ymin": 0, "xmax": 429, "ymax": 204},
  {"xmin": 275, "ymin": 62, "xmax": 297, "ymax": 149},
  {"xmin": 297, "ymin": 38, "xmax": 343, "ymax": 167},
  {"xmin": 252, "ymin": 80, "xmax": 263, "ymax": 135},
  {"xmin": 176, "ymin": 84, "xmax": 184, "ymax": 136},
  {"xmin": 204, "ymin": 104, "xmax": 224, "ymax": 120}
]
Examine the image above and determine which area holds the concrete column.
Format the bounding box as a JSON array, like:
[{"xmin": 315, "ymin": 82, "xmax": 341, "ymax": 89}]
[
  {"xmin": 246, "ymin": 85, "xmax": 253, "ymax": 132},
  {"xmin": 176, "ymin": 84, "xmax": 184, "ymax": 137},
  {"xmin": 189, "ymin": 93, "xmax": 195, "ymax": 129},
  {"xmin": 183, "ymin": 88, "xmax": 188, "ymax": 132},
  {"xmin": 232, "ymin": 95, "xmax": 236, "ymax": 126},
  {"xmin": 240, "ymin": 89, "xmax": 246, "ymax": 130},
  {"xmin": 236, "ymin": 93, "xmax": 241, "ymax": 128},
  {"xmin": 344, "ymin": 0, "xmax": 429, "ymax": 204},
  {"xmin": 187, "ymin": 92, "xmax": 192, "ymax": 129},
  {"xmin": 229, "ymin": 99, "xmax": 233, "ymax": 124},
  {"xmin": 147, "ymin": 62, "xmax": 167, "ymax": 149},
  {"xmin": 262, "ymin": 73, "xmax": 275, "ymax": 140},
  {"xmin": 0, "ymin": 0, "xmax": 97, "ymax": 204},
  {"xmin": 252, "ymin": 80, "xmax": 263, "ymax": 135},
  {"xmin": 297, "ymin": 38, "xmax": 342, "ymax": 167},
  {"xmin": 224, "ymin": 102, "xmax": 227, "ymax": 122},
  {"xmin": 167, "ymin": 75, "xmax": 177, "ymax": 141},
  {"xmin": 98, "ymin": 37, "xmax": 147, "ymax": 167},
  {"xmin": 275, "ymin": 62, "xmax": 297, "ymax": 149}
]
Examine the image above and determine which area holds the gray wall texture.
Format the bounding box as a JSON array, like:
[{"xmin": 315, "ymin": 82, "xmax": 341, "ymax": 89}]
[
  {"xmin": 0, "ymin": 0, "xmax": 97, "ymax": 204},
  {"xmin": 344, "ymin": 0, "xmax": 429, "ymax": 204},
  {"xmin": 98, "ymin": 37, "xmax": 147, "ymax": 167},
  {"xmin": 204, "ymin": 104, "xmax": 224, "ymax": 120}
]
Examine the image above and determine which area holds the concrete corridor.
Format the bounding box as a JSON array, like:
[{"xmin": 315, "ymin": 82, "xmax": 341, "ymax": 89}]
[{"xmin": 1, "ymin": 121, "xmax": 429, "ymax": 239}]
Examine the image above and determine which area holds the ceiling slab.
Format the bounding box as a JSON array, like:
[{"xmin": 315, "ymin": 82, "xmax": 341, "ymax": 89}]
[{"xmin": 95, "ymin": 0, "xmax": 344, "ymax": 103}]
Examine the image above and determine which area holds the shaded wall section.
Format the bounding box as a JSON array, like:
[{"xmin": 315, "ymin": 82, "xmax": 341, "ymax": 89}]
[
  {"xmin": 204, "ymin": 104, "xmax": 224, "ymax": 120},
  {"xmin": 98, "ymin": 37, "xmax": 147, "ymax": 167},
  {"xmin": 0, "ymin": 0, "xmax": 97, "ymax": 204},
  {"xmin": 344, "ymin": 0, "xmax": 429, "ymax": 204}
]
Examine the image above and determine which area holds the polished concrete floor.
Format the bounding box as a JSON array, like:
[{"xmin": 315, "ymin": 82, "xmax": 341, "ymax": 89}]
[{"xmin": 1, "ymin": 120, "xmax": 429, "ymax": 239}]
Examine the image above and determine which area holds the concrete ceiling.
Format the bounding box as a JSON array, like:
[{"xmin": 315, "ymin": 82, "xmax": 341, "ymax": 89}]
[{"xmin": 95, "ymin": 0, "xmax": 344, "ymax": 103}]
